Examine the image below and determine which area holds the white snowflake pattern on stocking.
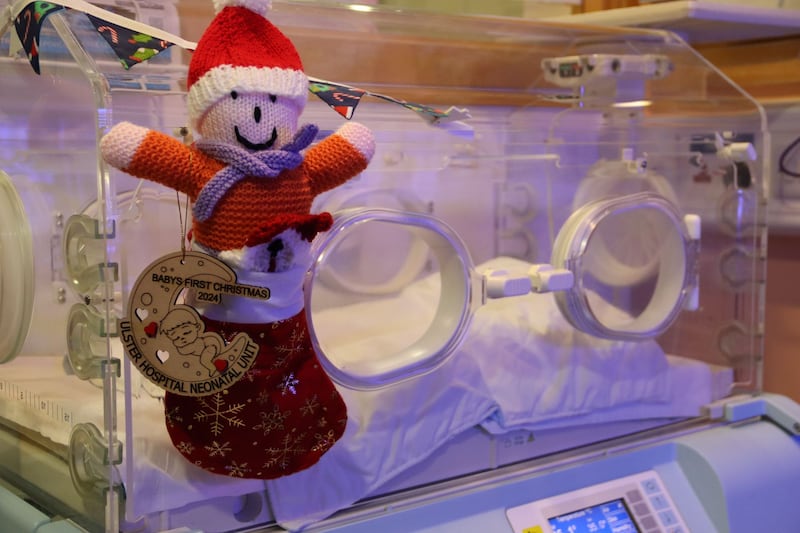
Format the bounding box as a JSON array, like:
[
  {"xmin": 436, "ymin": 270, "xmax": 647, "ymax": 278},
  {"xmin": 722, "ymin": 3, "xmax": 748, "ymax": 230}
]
[
  {"xmin": 226, "ymin": 460, "xmax": 252, "ymax": 478},
  {"xmin": 193, "ymin": 392, "xmax": 246, "ymax": 436},
  {"xmin": 165, "ymin": 405, "xmax": 183, "ymax": 428},
  {"xmin": 311, "ymin": 429, "xmax": 337, "ymax": 453},
  {"xmin": 176, "ymin": 441, "xmax": 195, "ymax": 455},
  {"xmin": 205, "ymin": 440, "xmax": 232, "ymax": 457},
  {"xmin": 264, "ymin": 432, "xmax": 307, "ymax": 471},
  {"xmin": 300, "ymin": 395, "xmax": 319, "ymax": 417},
  {"xmin": 272, "ymin": 323, "xmax": 306, "ymax": 368},
  {"xmin": 254, "ymin": 405, "xmax": 290, "ymax": 435}
]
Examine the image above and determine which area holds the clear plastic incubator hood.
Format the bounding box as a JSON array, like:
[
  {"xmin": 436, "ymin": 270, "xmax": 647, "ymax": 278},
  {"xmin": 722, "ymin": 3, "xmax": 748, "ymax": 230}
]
[{"xmin": 0, "ymin": 1, "xmax": 773, "ymax": 532}]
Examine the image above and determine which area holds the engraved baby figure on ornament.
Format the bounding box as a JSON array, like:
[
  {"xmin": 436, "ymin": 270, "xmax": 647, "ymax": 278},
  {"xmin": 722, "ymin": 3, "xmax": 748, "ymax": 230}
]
[{"xmin": 160, "ymin": 306, "xmax": 227, "ymax": 377}]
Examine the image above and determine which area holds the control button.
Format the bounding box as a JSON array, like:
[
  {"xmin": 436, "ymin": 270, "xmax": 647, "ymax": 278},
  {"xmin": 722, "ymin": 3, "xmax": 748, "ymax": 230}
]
[
  {"xmin": 659, "ymin": 510, "xmax": 678, "ymax": 527},
  {"xmin": 639, "ymin": 515, "xmax": 658, "ymax": 529},
  {"xmin": 626, "ymin": 489, "xmax": 644, "ymax": 503},
  {"xmin": 633, "ymin": 502, "xmax": 650, "ymax": 515},
  {"xmin": 642, "ymin": 478, "xmax": 661, "ymax": 495},
  {"xmin": 650, "ymin": 494, "xmax": 670, "ymax": 511}
]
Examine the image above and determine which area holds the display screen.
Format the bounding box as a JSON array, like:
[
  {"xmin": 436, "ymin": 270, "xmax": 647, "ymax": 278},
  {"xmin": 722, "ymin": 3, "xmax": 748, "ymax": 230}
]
[{"xmin": 548, "ymin": 499, "xmax": 640, "ymax": 533}]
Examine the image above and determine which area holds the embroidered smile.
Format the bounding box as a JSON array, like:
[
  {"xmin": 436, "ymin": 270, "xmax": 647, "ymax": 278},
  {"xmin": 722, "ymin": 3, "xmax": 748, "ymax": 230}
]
[{"xmin": 235, "ymin": 126, "xmax": 278, "ymax": 151}]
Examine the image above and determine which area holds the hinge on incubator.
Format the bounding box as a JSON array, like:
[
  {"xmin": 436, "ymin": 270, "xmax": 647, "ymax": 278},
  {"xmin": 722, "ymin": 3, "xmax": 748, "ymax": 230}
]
[
  {"xmin": 483, "ymin": 269, "xmax": 532, "ymax": 299},
  {"xmin": 98, "ymin": 262, "xmax": 120, "ymax": 283},
  {"xmin": 101, "ymin": 358, "xmax": 121, "ymax": 380},
  {"xmin": 94, "ymin": 217, "xmax": 116, "ymax": 239},
  {"xmin": 482, "ymin": 262, "xmax": 589, "ymax": 298},
  {"xmin": 528, "ymin": 264, "xmax": 574, "ymax": 294}
]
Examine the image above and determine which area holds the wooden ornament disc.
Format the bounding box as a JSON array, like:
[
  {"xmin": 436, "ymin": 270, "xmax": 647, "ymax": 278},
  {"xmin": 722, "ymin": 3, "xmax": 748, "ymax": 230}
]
[{"xmin": 120, "ymin": 251, "xmax": 268, "ymax": 396}]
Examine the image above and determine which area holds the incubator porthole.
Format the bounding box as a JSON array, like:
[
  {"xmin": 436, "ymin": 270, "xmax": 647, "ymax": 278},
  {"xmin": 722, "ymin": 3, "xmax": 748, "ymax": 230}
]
[
  {"xmin": 717, "ymin": 321, "xmax": 752, "ymax": 366},
  {"xmin": 63, "ymin": 214, "xmax": 110, "ymax": 296},
  {"xmin": 552, "ymin": 193, "xmax": 694, "ymax": 341},
  {"xmin": 305, "ymin": 208, "xmax": 474, "ymax": 390},
  {"xmin": 68, "ymin": 423, "xmax": 110, "ymax": 498},
  {"xmin": 719, "ymin": 247, "xmax": 754, "ymax": 291},
  {"xmin": 718, "ymin": 188, "xmax": 758, "ymax": 238},
  {"xmin": 0, "ymin": 170, "xmax": 35, "ymax": 364},
  {"xmin": 67, "ymin": 304, "xmax": 105, "ymax": 380}
]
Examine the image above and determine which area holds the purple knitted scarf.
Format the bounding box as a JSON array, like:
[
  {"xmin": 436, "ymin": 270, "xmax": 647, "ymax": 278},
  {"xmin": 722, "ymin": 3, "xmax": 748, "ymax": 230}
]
[{"xmin": 193, "ymin": 124, "xmax": 318, "ymax": 222}]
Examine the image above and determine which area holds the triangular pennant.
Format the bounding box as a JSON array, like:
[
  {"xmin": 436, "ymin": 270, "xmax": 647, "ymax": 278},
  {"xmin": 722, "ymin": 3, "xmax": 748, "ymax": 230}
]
[
  {"xmin": 369, "ymin": 93, "xmax": 451, "ymax": 123},
  {"xmin": 367, "ymin": 92, "xmax": 472, "ymax": 125},
  {"xmin": 13, "ymin": 1, "xmax": 66, "ymax": 74},
  {"xmin": 308, "ymin": 79, "xmax": 367, "ymax": 120},
  {"xmin": 307, "ymin": 77, "xmax": 471, "ymax": 126},
  {"xmin": 86, "ymin": 13, "xmax": 173, "ymax": 70}
]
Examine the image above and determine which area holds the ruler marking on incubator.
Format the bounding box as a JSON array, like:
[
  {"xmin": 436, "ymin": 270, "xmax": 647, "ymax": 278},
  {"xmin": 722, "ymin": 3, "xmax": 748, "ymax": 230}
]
[{"xmin": 0, "ymin": 380, "xmax": 74, "ymax": 425}]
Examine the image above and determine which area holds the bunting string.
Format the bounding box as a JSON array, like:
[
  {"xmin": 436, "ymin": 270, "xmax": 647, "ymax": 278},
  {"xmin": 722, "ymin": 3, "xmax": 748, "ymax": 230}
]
[{"xmin": 5, "ymin": 0, "xmax": 470, "ymax": 125}]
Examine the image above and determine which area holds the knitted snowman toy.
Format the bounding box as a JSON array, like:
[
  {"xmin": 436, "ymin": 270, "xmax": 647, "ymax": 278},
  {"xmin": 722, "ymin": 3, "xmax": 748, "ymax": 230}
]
[{"xmin": 101, "ymin": 0, "xmax": 374, "ymax": 479}]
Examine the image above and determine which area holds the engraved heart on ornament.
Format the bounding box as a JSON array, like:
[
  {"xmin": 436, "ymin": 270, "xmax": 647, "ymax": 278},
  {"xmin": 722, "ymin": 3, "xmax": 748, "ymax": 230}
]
[
  {"xmin": 135, "ymin": 307, "xmax": 149, "ymax": 321},
  {"xmin": 156, "ymin": 350, "xmax": 170, "ymax": 364},
  {"xmin": 144, "ymin": 322, "xmax": 158, "ymax": 338},
  {"xmin": 213, "ymin": 359, "xmax": 228, "ymax": 373}
]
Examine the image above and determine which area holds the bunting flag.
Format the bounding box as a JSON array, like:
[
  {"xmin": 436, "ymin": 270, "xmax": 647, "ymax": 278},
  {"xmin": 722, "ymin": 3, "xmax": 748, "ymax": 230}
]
[
  {"xmin": 307, "ymin": 77, "xmax": 472, "ymax": 126},
  {"xmin": 4, "ymin": 0, "xmax": 471, "ymax": 127},
  {"xmin": 308, "ymin": 80, "xmax": 367, "ymax": 121},
  {"xmin": 12, "ymin": 1, "xmax": 65, "ymax": 74},
  {"xmin": 372, "ymin": 92, "xmax": 471, "ymax": 125},
  {"xmin": 86, "ymin": 14, "xmax": 172, "ymax": 69}
]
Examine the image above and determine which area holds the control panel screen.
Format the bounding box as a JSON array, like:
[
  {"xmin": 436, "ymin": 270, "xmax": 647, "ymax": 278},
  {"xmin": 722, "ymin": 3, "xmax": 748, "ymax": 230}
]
[{"xmin": 548, "ymin": 498, "xmax": 640, "ymax": 533}]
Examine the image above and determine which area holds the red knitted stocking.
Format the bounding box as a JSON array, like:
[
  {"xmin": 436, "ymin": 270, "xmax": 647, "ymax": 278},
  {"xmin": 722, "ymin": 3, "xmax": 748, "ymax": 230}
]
[{"xmin": 163, "ymin": 311, "xmax": 347, "ymax": 479}]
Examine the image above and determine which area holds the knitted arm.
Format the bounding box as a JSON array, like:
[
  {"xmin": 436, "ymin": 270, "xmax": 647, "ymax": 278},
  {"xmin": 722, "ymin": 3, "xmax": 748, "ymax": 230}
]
[
  {"xmin": 305, "ymin": 122, "xmax": 375, "ymax": 197},
  {"xmin": 100, "ymin": 122, "xmax": 218, "ymax": 198}
]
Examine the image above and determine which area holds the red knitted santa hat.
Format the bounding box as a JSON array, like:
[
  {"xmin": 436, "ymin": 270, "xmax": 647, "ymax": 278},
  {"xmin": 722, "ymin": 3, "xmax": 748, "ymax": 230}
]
[{"xmin": 187, "ymin": 0, "xmax": 308, "ymax": 128}]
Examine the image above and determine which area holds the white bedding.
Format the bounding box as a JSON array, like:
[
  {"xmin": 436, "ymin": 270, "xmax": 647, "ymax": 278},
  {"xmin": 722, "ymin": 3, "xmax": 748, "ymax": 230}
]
[{"xmin": 0, "ymin": 257, "xmax": 732, "ymax": 531}]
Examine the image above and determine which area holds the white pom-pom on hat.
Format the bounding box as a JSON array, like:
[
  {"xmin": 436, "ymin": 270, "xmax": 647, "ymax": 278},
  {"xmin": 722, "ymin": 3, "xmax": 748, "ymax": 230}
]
[{"xmin": 212, "ymin": 0, "xmax": 272, "ymax": 16}]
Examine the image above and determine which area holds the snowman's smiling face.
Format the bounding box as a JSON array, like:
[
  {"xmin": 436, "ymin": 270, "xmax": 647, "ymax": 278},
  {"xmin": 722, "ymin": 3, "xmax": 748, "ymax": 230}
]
[{"xmin": 198, "ymin": 91, "xmax": 299, "ymax": 151}]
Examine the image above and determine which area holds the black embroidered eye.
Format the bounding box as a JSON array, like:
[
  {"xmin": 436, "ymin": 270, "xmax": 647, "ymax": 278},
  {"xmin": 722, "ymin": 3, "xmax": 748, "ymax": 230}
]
[
  {"xmin": 231, "ymin": 91, "xmax": 238, "ymax": 100},
  {"xmin": 269, "ymin": 94, "xmax": 277, "ymax": 103}
]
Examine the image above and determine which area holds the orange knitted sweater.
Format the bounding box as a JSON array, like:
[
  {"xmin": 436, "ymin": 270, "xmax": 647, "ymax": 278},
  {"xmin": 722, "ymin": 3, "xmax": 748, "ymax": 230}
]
[{"xmin": 120, "ymin": 130, "xmax": 369, "ymax": 252}]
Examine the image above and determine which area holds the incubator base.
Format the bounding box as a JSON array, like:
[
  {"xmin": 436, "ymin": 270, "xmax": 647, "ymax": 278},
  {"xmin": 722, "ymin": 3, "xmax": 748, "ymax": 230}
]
[{"xmin": 289, "ymin": 394, "xmax": 800, "ymax": 533}]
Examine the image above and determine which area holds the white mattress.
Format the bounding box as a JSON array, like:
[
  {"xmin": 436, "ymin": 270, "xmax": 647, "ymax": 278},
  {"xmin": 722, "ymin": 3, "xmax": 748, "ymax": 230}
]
[{"xmin": 0, "ymin": 258, "xmax": 733, "ymax": 530}]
